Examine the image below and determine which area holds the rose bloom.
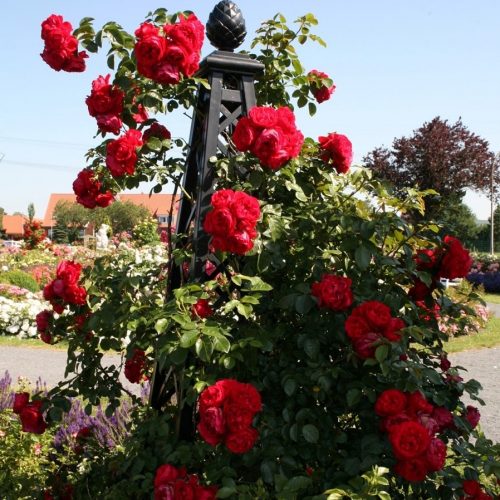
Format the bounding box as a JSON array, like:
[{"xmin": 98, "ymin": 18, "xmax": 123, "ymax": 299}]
[
  {"xmin": 73, "ymin": 169, "xmax": 114, "ymax": 209},
  {"xmin": 308, "ymin": 69, "xmax": 336, "ymax": 103},
  {"xmin": 203, "ymin": 189, "xmax": 260, "ymax": 255},
  {"xmin": 13, "ymin": 392, "xmax": 30, "ymax": 414},
  {"xmin": 19, "ymin": 401, "xmax": 48, "ymax": 434},
  {"xmin": 143, "ymin": 122, "xmax": 172, "ymax": 142},
  {"xmin": 465, "ymin": 405, "xmax": 480, "ymax": 429},
  {"xmin": 124, "ymin": 348, "xmax": 147, "ymax": 384},
  {"xmin": 462, "ymin": 480, "xmax": 493, "ymax": 500},
  {"xmin": 352, "ymin": 331, "xmax": 381, "ymax": 359},
  {"xmin": 40, "ymin": 14, "xmax": 87, "ymax": 72},
  {"xmin": 375, "ymin": 389, "xmax": 407, "ymax": 417},
  {"xmin": 311, "ymin": 274, "xmax": 353, "ymax": 311},
  {"xmin": 438, "ymin": 235, "xmax": 473, "ymax": 280},
  {"xmin": 389, "ymin": 421, "xmax": 431, "ymax": 460},
  {"xmin": 225, "ymin": 426, "xmax": 259, "ymax": 454},
  {"xmin": 85, "ymin": 74, "xmax": 124, "ymax": 134},
  {"xmin": 197, "ymin": 406, "xmax": 225, "ymax": 446},
  {"xmin": 432, "ymin": 406, "xmax": 454, "ymax": 432},
  {"xmin": 192, "ymin": 298, "xmax": 214, "ymax": 319},
  {"xmin": 318, "ymin": 132, "xmax": 353, "ymax": 174},
  {"xmin": 154, "ymin": 464, "xmax": 217, "ymax": 500},
  {"xmin": 407, "ymin": 391, "xmax": 434, "ymax": 416},
  {"xmin": 232, "ymin": 106, "xmax": 304, "ymax": 170},
  {"xmin": 394, "ymin": 457, "xmax": 429, "ymax": 482},
  {"xmin": 35, "ymin": 310, "xmax": 53, "ymax": 333},
  {"xmin": 106, "ymin": 129, "xmax": 143, "ymax": 177},
  {"xmin": 425, "ymin": 437, "xmax": 447, "ymax": 472}
]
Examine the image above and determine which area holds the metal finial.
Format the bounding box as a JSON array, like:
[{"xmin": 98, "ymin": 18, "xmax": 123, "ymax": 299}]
[{"xmin": 206, "ymin": 0, "xmax": 247, "ymax": 51}]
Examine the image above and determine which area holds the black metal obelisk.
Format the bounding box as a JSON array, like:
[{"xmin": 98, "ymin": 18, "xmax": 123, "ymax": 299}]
[{"xmin": 149, "ymin": 1, "xmax": 264, "ymax": 420}]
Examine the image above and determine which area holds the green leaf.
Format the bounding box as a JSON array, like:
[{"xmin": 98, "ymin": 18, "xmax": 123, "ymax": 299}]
[
  {"xmin": 179, "ymin": 329, "xmax": 199, "ymax": 348},
  {"xmin": 303, "ymin": 337, "xmax": 320, "ymax": 358},
  {"xmin": 302, "ymin": 424, "xmax": 319, "ymax": 443},
  {"xmin": 155, "ymin": 318, "xmax": 169, "ymax": 334},
  {"xmin": 195, "ymin": 337, "xmax": 213, "ymax": 362},
  {"xmin": 355, "ymin": 245, "xmax": 371, "ymax": 270},
  {"xmin": 346, "ymin": 388, "xmax": 361, "ymax": 407},
  {"xmin": 375, "ymin": 344, "xmax": 389, "ymax": 363},
  {"xmin": 283, "ymin": 378, "xmax": 297, "ymax": 396},
  {"xmin": 295, "ymin": 294, "xmax": 315, "ymax": 314},
  {"xmin": 283, "ymin": 476, "xmax": 312, "ymax": 492},
  {"xmin": 216, "ymin": 487, "xmax": 237, "ymax": 498},
  {"xmin": 213, "ymin": 335, "xmax": 231, "ymax": 353}
]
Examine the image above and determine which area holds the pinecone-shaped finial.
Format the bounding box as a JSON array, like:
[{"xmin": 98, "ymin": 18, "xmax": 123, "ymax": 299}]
[{"xmin": 206, "ymin": 0, "xmax": 247, "ymax": 51}]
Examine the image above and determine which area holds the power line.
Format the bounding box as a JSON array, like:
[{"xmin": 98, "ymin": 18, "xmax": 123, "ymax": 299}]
[
  {"xmin": 0, "ymin": 135, "xmax": 90, "ymax": 150},
  {"xmin": 0, "ymin": 159, "xmax": 78, "ymax": 172}
]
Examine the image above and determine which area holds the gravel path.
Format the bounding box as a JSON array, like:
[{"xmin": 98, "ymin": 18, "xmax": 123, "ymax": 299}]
[
  {"xmin": 450, "ymin": 346, "xmax": 500, "ymax": 443},
  {"xmin": 0, "ymin": 346, "xmax": 137, "ymax": 393}
]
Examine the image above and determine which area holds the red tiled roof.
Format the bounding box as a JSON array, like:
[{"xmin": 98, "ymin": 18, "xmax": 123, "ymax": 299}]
[
  {"xmin": 2, "ymin": 215, "xmax": 27, "ymax": 237},
  {"xmin": 42, "ymin": 193, "xmax": 179, "ymax": 227}
]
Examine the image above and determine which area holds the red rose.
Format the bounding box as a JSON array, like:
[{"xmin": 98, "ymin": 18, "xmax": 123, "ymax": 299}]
[
  {"xmin": 36, "ymin": 310, "xmax": 52, "ymax": 333},
  {"xmin": 57, "ymin": 260, "xmax": 81, "ymax": 285},
  {"xmin": 192, "ymin": 298, "xmax": 214, "ymax": 319},
  {"xmin": 225, "ymin": 426, "xmax": 259, "ymax": 454},
  {"xmin": 132, "ymin": 104, "xmax": 149, "ymax": 124},
  {"xmin": 415, "ymin": 248, "xmax": 440, "ymax": 271},
  {"xmin": 311, "ymin": 274, "xmax": 353, "ymax": 311},
  {"xmin": 383, "ymin": 317, "xmax": 405, "ymax": 341},
  {"xmin": 40, "ymin": 331, "xmax": 52, "ymax": 344},
  {"xmin": 143, "ymin": 122, "xmax": 172, "ymax": 142},
  {"xmin": 439, "ymin": 355, "xmax": 451, "ymax": 371},
  {"xmin": 13, "ymin": 392, "xmax": 30, "ymax": 414},
  {"xmin": 198, "ymin": 406, "xmax": 225, "ymax": 446},
  {"xmin": 73, "ymin": 169, "xmax": 115, "ymax": 209},
  {"xmin": 407, "ymin": 391, "xmax": 434, "ymax": 416},
  {"xmin": 232, "ymin": 106, "xmax": 304, "ymax": 170},
  {"xmin": 124, "ymin": 349, "xmax": 147, "ymax": 384},
  {"xmin": 389, "ymin": 421, "xmax": 431, "ymax": 460},
  {"xmin": 461, "ymin": 480, "xmax": 493, "ymax": 499},
  {"xmin": 432, "ymin": 406, "xmax": 454, "ymax": 432},
  {"xmin": 154, "ymin": 464, "xmax": 216, "ymax": 500},
  {"xmin": 344, "ymin": 315, "xmax": 370, "ymax": 340},
  {"xmin": 86, "ymin": 74, "xmax": 124, "ymax": 134},
  {"xmin": 40, "ymin": 14, "xmax": 87, "ymax": 72},
  {"xmin": 203, "ymin": 189, "xmax": 260, "ymax": 255},
  {"xmin": 106, "ymin": 129, "xmax": 143, "ymax": 177},
  {"xmin": 438, "ymin": 236, "xmax": 473, "ymax": 280},
  {"xmin": 465, "ymin": 405, "xmax": 480, "ymax": 429},
  {"xmin": 375, "ymin": 389, "xmax": 407, "ymax": 417},
  {"xmin": 308, "ymin": 70, "xmax": 336, "ymax": 103},
  {"xmin": 19, "ymin": 400, "xmax": 47, "ymax": 434},
  {"xmin": 352, "ymin": 331, "xmax": 380, "ymax": 359},
  {"xmin": 197, "ymin": 379, "xmax": 261, "ymax": 453},
  {"xmin": 134, "ymin": 15, "xmax": 204, "ymax": 84},
  {"xmin": 318, "ymin": 132, "xmax": 353, "ymax": 174},
  {"xmin": 382, "ymin": 412, "xmax": 411, "ymax": 433},
  {"xmin": 425, "ymin": 437, "xmax": 446, "ymax": 472},
  {"xmin": 394, "ymin": 457, "xmax": 428, "ymax": 482},
  {"xmin": 134, "ymin": 23, "xmax": 167, "ymax": 80}
]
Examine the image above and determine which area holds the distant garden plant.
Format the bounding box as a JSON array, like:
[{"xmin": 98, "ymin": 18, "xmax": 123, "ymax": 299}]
[{"xmin": 10, "ymin": 5, "xmax": 499, "ymax": 499}]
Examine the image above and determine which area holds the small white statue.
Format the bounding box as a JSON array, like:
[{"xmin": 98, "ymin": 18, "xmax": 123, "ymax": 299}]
[{"xmin": 96, "ymin": 223, "xmax": 110, "ymax": 250}]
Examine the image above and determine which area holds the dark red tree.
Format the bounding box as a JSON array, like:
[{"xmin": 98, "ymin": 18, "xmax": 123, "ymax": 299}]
[{"xmin": 364, "ymin": 117, "xmax": 495, "ymax": 202}]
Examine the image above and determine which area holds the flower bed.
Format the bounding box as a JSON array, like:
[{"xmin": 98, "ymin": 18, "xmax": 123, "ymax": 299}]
[{"xmin": 0, "ymin": 293, "xmax": 48, "ymax": 338}]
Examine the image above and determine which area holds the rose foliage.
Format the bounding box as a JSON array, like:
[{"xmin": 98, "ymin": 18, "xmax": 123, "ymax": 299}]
[{"xmin": 29, "ymin": 8, "xmax": 500, "ymax": 500}]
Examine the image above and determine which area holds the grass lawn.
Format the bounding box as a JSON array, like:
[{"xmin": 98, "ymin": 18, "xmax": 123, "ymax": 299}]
[
  {"xmin": 446, "ymin": 317, "xmax": 500, "ymax": 353},
  {"xmin": 0, "ymin": 336, "xmax": 66, "ymax": 350},
  {"xmin": 482, "ymin": 292, "xmax": 500, "ymax": 304}
]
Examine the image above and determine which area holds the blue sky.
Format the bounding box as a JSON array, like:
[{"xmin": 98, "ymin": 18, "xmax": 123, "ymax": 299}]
[{"xmin": 0, "ymin": 1, "xmax": 499, "ymax": 220}]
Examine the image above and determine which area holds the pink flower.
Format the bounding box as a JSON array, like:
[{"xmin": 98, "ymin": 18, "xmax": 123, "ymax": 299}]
[{"xmin": 308, "ymin": 69, "xmax": 336, "ymax": 103}]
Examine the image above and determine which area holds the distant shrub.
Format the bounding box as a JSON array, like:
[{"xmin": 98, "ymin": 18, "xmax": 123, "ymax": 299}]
[
  {"xmin": 0, "ymin": 270, "xmax": 40, "ymax": 293},
  {"xmin": 467, "ymin": 271, "xmax": 500, "ymax": 293}
]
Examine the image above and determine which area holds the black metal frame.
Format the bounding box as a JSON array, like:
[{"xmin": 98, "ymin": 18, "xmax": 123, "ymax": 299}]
[{"xmin": 149, "ymin": 51, "xmax": 263, "ymax": 423}]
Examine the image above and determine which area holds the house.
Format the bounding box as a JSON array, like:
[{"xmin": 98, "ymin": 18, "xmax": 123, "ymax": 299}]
[
  {"xmin": 42, "ymin": 193, "xmax": 180, "ymax": 237},
  {"xmin": 1, "ymin": 214, "xmax": 27, "ymax": 239}
]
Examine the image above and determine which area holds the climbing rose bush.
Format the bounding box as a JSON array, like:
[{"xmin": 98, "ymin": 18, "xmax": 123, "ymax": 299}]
[{"xmin": 32, "ymin": 7, "xmax": 500, "ymax": 500}]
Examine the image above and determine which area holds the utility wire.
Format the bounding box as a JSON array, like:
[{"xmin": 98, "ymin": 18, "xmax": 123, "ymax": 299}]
[
  {"xmin": 0, "ymin": 135, "xmax": 89, "ymax": 150},
  {"xmin": 0, "ymin": 159, "xmax": 78, "ymax": 172}
]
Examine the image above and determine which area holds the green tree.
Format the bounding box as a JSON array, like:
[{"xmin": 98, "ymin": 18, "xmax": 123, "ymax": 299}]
[
  {"xmin": 93, "ymin": 201, "xmax": 150, "ymax": 234},
  {"xmin": 27, "ymin": 203, "xmax": 35, "ymax": 223},
  {"xmin": 0, "ymin": 207, "xmax": 4, "ymax": 237},
  {"xmin": 433, "ymin": 195, "xmax": 480, "ymax": 245}
]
